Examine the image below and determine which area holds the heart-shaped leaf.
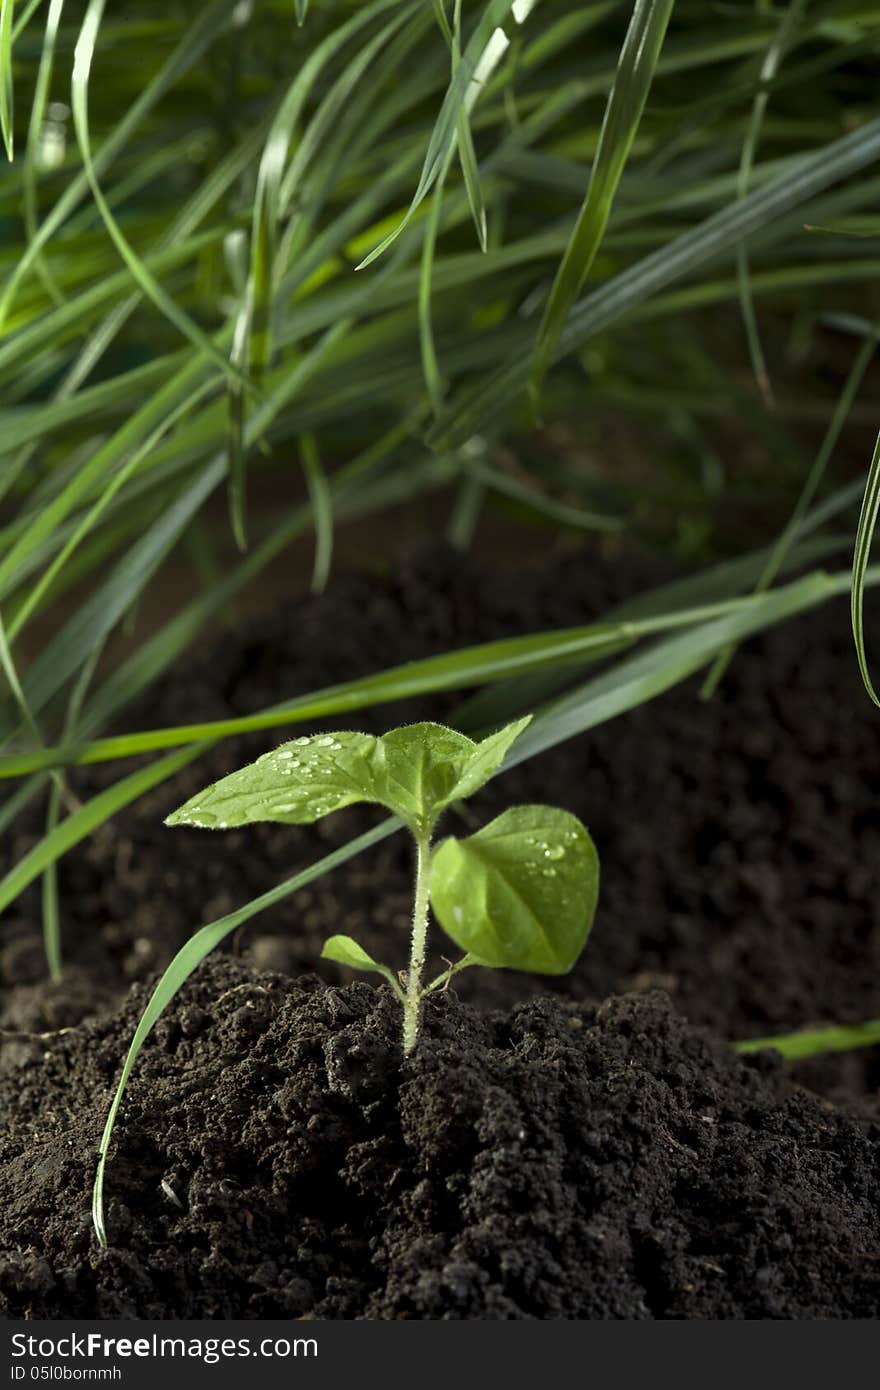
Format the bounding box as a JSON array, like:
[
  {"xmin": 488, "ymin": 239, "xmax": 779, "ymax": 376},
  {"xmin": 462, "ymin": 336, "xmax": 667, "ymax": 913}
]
[
  {"xmin": 446, "ymin": 714, "xmax": 532, "ymax": 804},
  {"xmin": 165, "ymin": 730, "xmax": 380, "ymax": 827},
  {"xmin": 430, "ymin": 805, "xmax": 599, "ymax": 973},
  {"xmin": 166, "ymin": 718, "xmax": 532, "ymax": 835}
]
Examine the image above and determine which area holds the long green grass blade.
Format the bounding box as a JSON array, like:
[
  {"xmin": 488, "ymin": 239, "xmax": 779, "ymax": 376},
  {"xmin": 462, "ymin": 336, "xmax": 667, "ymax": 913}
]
[
  {"xmin": 438, "ymin": 111, "xmax": 880, "ymax": 445},
  {"xmin": 300, "ymin": 432, "xmax": 333, "ymax": 595},
  {"xmin": 71, "ymin": 0, "xmax": 249, "ymax": 388},
  {"xmin": 735, "ymin": 0, "xmax": 807, "ymax": 407},
  {"xmin": 851, "ymin": 428, "xmax": 880, "ymax": 707},
  {"xmin": 703, "ymin": 318, "xmax": 879, "ymax": 696},
  {"xmin": 530, "ymin": 0, "xmax": 674, "ymax": 405},
  {"xmin": 0, "ymin": 0, "xmax": 14, "ymax": 161},
  {"xmin": 356, "ymin": 0, "xmax": 540, "ymax": 270},
  {"xmin": 0, "ymin": 583, "xmax": 863, "ymax": 779},
  {"xmin": 735, "ymin": 1020, "xmax": 880, "ymax": 1059},
  {"xmin": 22, "ymin": 0, "xmax": 66, "ymax": 307},
  {"xmin": 0, "ymin": 0, "xmax": 243, "ymax": 329}
]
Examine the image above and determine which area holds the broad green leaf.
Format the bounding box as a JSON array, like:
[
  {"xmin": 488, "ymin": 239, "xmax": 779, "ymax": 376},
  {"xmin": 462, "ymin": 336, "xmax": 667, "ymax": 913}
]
[
  {"xmin": 166, "ymin": 730, "xmax": 380, "ymax": 828},
  {"xmin": 373, "ymin": 722, "xmax": 481, "ymax": 827},
  {"xmin": 430, "ymin": 804, "xmax": 599, "ymax": 973},
  {"xmin": 374, "ymin": 718, "xmax": 530, "ymax": 829},
  {"xmin": 446, "ymin": 713, "xmax": 532, "ymax": 802},
  {"xmin": 320, "ymin": 934, "xmax": 403, "ymax": 998},
  {"xmin": 530, "ymin": 0, "xmax": 674, "ymax": 403}
]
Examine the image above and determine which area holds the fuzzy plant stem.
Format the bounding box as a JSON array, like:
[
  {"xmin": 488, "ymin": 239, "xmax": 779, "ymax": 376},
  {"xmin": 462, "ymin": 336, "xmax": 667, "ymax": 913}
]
[{"xmin": 403, "ymin": 832, "xmax": 432, "ymax": 1055}]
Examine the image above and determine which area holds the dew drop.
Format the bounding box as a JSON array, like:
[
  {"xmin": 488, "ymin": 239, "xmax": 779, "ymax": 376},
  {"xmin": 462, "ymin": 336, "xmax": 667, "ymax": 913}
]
[
  {"xmin": 315, "ymin": 735, "xmax": 335, "ymax": 747},
  {"xmin": 295, "ymin": 736, "xmax": 311, "ymax": 746},
  {"xmin": 278, "ymin": 749, "xmax": 294, "ymax": 760},
  {"xmin": 543, "ymin": 845, "xmax": 565, "ymax": 861},
  {"xmin": 541, "ymin": 867, "xmax": 557, "ymax": 878},
  {"xmin": 452, "ymin": 905, "xmax": 463, "ymax": 925}
]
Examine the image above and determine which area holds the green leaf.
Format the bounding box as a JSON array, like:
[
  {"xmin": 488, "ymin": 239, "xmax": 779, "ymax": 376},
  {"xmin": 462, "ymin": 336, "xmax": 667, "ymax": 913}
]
[
  {"xmin": 301, "ymin": 432, "xmax": 334, "ymax": 594},
  {"xmin": 165, "ymin": 730, "xmax": 380, "ymax": 828},
  {"xmin": 356, "ymin": 0, "xmax": 538, "ymax": 269},
  {"xmin": 735, "ymin": 1019, "xmax": 880, "ymax": 1060},
  {"xmin": 0, "ymin": 0, "xmax": 14, "ymax": 161},
  {"xmin": 294, "ymin": 0, "xmax": 309, "ymax": 24},
  {"xmin": 852, "ymin": 427, "xmax": 880, "ymax": 707},
  {"xmin": 374, "ymin": 718, "xmax": 530, "ymax": 829},
  {"xmin": 530, "ymin": 0, "xmax": 674, "ymax": 403},
  {"xmin": 430, "ymin": 804, "xmax": 599, "ymax": 973},
  {"xmin": 165, "ymin": 718, "xmax": 533, "ymax": 838},
  {"xmin": 71, "ymin": 0, "xmax": 248, "ymax": 388},
  {"xmin": 446, "ymin": 713, "xmax": 532, "ymax": 802},
  {"xmin": 320, "ymin": 934, "xmax": 403, "ymax": 998}
]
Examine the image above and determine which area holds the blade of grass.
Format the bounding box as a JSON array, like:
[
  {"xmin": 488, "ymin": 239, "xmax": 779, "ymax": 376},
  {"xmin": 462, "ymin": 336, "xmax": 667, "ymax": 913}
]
[
  {"xmin": 22, "ymin": 0, "xmax": 67, "ymax": 307},
  {"xmin": 530, "ymin": 0, "xmax": 675, "ymax": 406},
  {"xmin": 0, "ymin": 587, "xmax": 856, "ymax": 778},
  {"xmin": 851, "ymin": 428, "xmax": 880, "ymax": 707},
  {"xmin": 71, "ymin": 0, "xmax": 250, "ymax": 389},
  {"xmin": 300, "ymin": 432, "xmax": 333, "ymax": 595},
  {"xmin": 735, "ymin": 1019, "xmax": 880, "ymax": 1059},
  {"xmin": 703, "ymin": 317, "xmax": 879, "ymax": 696},
  {"xmin": 228, "ymin": 0, "xmax": 410, "ymax": 544},
  {"xmin": 437, "ymin": 111, "xmax": 880, "ymax": 445},
  {"xmin": 0, "ymin": 0, "xmax": 244, "ymax": 330},
  {"xmin": 735, "ymin": 0, "xmax": 807, "ymax": 407},
  {"xmin": 356, "ymin": 0, "xmax": 540, "ymax": 270},
  {"xmin": 452, "ymin": 0, "xmax": 488, "ymax": 253},
  {"xmin": 0, "ymin": 0, "xmax": 14, "ymax": 161}
]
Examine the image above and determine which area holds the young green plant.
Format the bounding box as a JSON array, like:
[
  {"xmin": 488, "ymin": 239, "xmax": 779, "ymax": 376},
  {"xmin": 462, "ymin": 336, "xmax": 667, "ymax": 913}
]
[{"xmin": 166, "ymin": 718, "xmax": 599, "ymax": 1053}]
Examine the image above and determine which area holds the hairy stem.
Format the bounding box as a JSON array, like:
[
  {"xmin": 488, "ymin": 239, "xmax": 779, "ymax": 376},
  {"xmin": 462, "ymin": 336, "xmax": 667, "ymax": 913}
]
[{"xmin": 402, "ymin": 831, "xmax": 432, "ymax": 1055}]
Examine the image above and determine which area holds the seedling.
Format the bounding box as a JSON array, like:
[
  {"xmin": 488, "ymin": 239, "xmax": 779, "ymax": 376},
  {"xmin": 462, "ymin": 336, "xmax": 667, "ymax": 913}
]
[{"xmin": 166, "ymin": 718, "xmax": 599, "ymax": 1054}]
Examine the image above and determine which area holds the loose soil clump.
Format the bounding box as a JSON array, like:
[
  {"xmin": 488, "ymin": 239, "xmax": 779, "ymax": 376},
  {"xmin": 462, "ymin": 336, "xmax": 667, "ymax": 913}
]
[{"xmin": 2, "ymin": 959, "xmax": 879, "ymax": 1319}]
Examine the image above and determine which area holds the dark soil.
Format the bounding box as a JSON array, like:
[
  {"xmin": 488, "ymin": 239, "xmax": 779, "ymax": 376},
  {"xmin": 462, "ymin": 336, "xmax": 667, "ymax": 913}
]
[
  {"xmin": 2, "ymin": 543, "xmax": 880, "ymax": 1318},
  {"xmin": 2, "ymin": 959, "xmax": 879, "ymax": 1320}
]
